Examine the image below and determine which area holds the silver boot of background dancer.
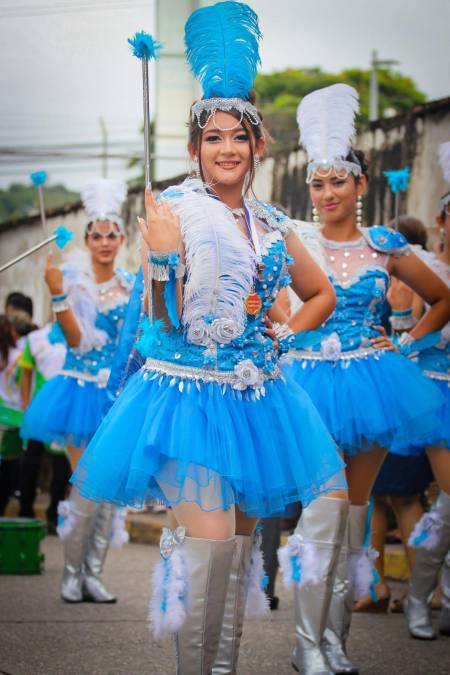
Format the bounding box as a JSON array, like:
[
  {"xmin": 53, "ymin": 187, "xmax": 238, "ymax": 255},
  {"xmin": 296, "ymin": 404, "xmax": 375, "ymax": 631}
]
[
  {"xmin": 83, "ymin": 502, "xmax": 117, "ymax": 603},
  {"xmin": 175, "ymin": 536, "xmax": 235, "ymax": 675},
  {"xmin": 61, "ymin": 486, "xmax": 99, "ymax": 603},
  {"xmin": 292, "ymin": 497, "xmax": 349, "ymax": 675},
  {"xmin": 406, "ymin": 491, "xmax": 450, "ymax": 640},
  {"xmin": 323, "ymin": 504, "xmax": 369, "ymax": 675},
  {"xmin": 439, "ymin": 550, "xmax": 450, "ymax": 637},
  {"xmin": 212, "ymin": 534, "xmax": 253, "ymax": 675}
]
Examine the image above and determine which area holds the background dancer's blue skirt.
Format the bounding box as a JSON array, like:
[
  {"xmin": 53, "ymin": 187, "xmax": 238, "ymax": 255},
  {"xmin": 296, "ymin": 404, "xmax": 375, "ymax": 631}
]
[
  {"xmin": 390, "ymin": 377, "xmax": 450, "ymax": 456},
  {"xmin": 71, "ymin": 367, "xmax": 346, "ymax": 518},
  {"xmin": 372, "ymin": 454, "xmax": 434, "ymax": 496},
  {"xmin": 284, "ymin": 351, "xmax": 444, "ymax": 456},
  {"xmin": 21, "ymin": 375, "xmax": 106, "ymax": 449}
]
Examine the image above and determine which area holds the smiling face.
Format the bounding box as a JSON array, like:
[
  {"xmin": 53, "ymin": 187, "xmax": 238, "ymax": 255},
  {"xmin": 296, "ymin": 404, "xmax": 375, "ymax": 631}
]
[
  {"xmin": 188, "ymin": 110, "xmax": 265, "ymax": 190},
  {"xmin": 309, "ymin": 170, "xmax": 367, "ymax": 226},
  {"xmin": 85, "ymin": 220, "xmax": 124, "ymax": 265}
]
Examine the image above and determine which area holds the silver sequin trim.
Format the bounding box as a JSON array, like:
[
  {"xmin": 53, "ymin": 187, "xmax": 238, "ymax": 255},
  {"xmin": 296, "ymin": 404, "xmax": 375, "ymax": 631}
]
[
  {"xmin": 424, "ymin": 370, "xmax": 450, "ymax": 383},
  {"xmin": 287, "ymin": 347, "xmax": 387, "ymax": 363},
  {"xmin": 142, "ymin": 357, "xmax": 280, "ymax": 390}
]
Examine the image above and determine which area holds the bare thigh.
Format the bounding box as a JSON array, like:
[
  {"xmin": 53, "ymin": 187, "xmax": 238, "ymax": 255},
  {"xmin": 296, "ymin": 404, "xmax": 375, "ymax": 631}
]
[
  {"xmin": 345, "ymin": 445, "xmax": 388, "ymax": 505},
  {"xmin": 426, "ymin": 445, "xmax": 450, "ymax": 494},
  {"xmin": 67, "ymin": 445, "xmax": 84, "ymax": 472}
]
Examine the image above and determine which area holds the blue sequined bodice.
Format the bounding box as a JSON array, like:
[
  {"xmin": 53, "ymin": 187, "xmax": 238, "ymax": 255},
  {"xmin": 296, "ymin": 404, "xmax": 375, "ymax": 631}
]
[
  {"xmin": 321, "ymin": 269, "xmax": 389, "ymax": 351},
  {"xmin": 143, "ymin": 230, "xmax": 291, "ymax": 374},
  {"xmin": 292, "ymin": 227, "xmax": 409, "ymax": 355}
]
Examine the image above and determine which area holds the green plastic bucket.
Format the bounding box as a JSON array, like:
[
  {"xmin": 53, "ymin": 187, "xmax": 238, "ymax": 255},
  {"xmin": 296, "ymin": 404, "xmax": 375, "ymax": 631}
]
[{"xmin": 0, "ymin": 517, "xmax": 46, "ymax": 574}]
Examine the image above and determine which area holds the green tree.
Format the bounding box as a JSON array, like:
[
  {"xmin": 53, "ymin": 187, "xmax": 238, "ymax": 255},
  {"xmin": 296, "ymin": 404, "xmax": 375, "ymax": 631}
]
[
  {"xmin": 0, "ymin": 183, "xmax": 79, "ymax": 224},
  {"xmin": 255, "ymin": 66, "xmax": 427, "ymax": 150}
]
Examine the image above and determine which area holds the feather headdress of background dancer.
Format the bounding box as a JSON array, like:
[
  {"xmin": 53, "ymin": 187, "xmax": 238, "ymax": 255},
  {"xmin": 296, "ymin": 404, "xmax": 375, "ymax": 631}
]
[
  {"xmin": 185, "ymin": 0, "xmax": 263, "ymax": 132},
  {"xmin": 297, "ymin": 83, "xmax": 361, "ymax": 183}
]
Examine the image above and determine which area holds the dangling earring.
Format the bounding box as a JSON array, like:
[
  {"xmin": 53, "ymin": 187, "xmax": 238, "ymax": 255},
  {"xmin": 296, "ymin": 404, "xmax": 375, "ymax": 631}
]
[
  {"xmin": 356, "ymin": 195, "xmax": 363, "ymax": 225},
  {"xmin": 312, "ymin": 206, "xmax": 320, "ymax": 224},
  {"xmin": 191, "ymin": 157, "xmax": 200, "ymax": 179},
  {"xmin": 254, "ymin": 155, "xmax": 261, "ymax": 170}
]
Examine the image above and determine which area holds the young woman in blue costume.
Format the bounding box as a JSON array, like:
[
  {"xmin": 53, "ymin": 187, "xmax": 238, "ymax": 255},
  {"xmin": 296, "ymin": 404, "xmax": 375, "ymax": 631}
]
[
  {"xmin": 280, "ymin": 84, "xmax": 450, "ymax": 675},
  {"xmin": 21, "ymin": 178, "xmax": 133, "ymax": 604},
  {"xmin": 72, "ymin": 3, "xmax": 346, "ymax": 673},
  {"xmin": 397, "ymin": 142, "xmax": 450, "ymax": 641}
]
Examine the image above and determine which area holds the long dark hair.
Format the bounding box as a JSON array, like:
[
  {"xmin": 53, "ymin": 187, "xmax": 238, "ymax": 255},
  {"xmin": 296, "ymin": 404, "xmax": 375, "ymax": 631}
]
[{"xmin": 0, "ymin": 314, "xmax": 16, "ymax": 371}]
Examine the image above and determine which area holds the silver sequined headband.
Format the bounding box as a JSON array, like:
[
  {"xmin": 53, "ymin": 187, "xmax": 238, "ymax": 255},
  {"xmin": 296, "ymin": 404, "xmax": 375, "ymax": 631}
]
[
  {"xmin": 306, "ymin": 159, "xmax": 362, "ymax": 183},
  {"xmin": 191, "ymin": 97, "xmax": 262, "ymax": 130}
]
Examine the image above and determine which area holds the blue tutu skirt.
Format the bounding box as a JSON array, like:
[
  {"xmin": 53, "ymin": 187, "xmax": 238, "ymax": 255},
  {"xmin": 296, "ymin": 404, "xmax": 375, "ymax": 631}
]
[
  {"xmin": 71, "ymin": 366, "xmax": 346, "ymax": 518},
  {"xmin": 21, "ymin": 375, "xmax": 106, "ymax": 449},
  {"xmin": 284, "ymin": 350, "xmax": 444, "ymax": 456},
  {"xmin": 390, "ymin": 376, "xmax": 450, "ymax": 455}
]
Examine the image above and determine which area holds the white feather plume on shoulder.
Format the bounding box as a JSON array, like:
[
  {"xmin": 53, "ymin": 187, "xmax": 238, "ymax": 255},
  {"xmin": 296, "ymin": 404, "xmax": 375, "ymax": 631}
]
[
  {"xmin": 297, "ymin": 84, "xmax": 359, "ymax": 167},
  {"xmin": 438, "ymin": 141, "xmax": 450, "ymax": 184},
  {"xmin": 166, "ymin": 189, "xmax": 255, "ymax": 336},
  {"xmin": 81, "ymin": 178, "xmax": 127, "ymax": 222},
  {"xmin": 60, "ymin": 248, "xmax": 108, "ymax": 354}
]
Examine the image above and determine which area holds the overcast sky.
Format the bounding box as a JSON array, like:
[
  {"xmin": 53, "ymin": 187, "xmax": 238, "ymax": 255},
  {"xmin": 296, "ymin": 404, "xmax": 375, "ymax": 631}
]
[{"xmin": 0, "ymin": 0, "xmax": 449, "ymax": 190}]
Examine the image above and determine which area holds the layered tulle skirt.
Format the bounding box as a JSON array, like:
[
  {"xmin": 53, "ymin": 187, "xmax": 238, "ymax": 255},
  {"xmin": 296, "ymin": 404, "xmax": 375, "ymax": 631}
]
[
  {"xmin": 21, "ymin": 374, "xmax": 106, "ymax": 449},
  {"xmin": 390, "ymin": 375, "xmax": 450, "ymax": 455},
  {"xmin": 71, "ymin": 363, "xmax": 346, "ymax": 517},
  {"xmin": 284, "ymin": 349, "xmax": 445, "ymax": 456}
]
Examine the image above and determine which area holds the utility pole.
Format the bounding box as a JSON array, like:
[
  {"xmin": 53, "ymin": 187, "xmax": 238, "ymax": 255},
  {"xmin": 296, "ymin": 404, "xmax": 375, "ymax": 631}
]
[
  {"xmin": 99, "ymin": 116, "xmax": 108, "ymax": 177},
  {"xmin": 369, "ymin": 50, "xmax": 400, "ymax": 122}
]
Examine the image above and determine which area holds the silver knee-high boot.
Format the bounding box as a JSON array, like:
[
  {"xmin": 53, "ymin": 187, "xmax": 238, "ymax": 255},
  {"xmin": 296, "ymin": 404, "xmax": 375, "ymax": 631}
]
[
  {"xmin": 83, "ymin": 502, "xmax": 117, "ymax": 603},
  {"xmin": 323, "ymin": 504, "xmax": 369, "ymax": 675},
  {"xmin": 212, "ymin": 534, "xmax": 253, "ymax": 675},
  {"xmin": 405, "ymin": 491, "xmax": 450, "ymax": 640},
  {"xmin": 291, "ymin": 497, "xmax": 349, "ymax": 675},
  {"xmin": 60, "ymin": 486, "xmax": 99, "ymax": 603},
  {"xmin": 439, "ymin": 550, "xmax": 450, "ymax": 636},
  {"xmin": 176, "ymin": 536, "xmax": 235, "ymax": 675}
]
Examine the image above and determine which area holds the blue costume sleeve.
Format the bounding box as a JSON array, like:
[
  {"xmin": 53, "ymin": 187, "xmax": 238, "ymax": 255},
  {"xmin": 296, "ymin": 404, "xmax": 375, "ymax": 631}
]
[{"xmin": 104, "ymin": 267, "xmax": 145, "ymax": 413}]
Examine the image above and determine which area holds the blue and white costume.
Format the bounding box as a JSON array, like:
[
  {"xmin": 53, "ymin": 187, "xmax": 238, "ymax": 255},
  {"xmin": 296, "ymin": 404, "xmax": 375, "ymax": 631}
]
[
  {"xmin": 72, "ymin": 179, "xmax": 345, "ymax": 517},
  {"xmin": 286, "ymin": 225, "xmax": 444, "ymax": 455},
  {"xmin": 21, "ymin": 255, "xmax": 133, "ymax": 449},
  {"xmin": 404, "ymin": 141, "xmax": 450, "ymax": 642}
]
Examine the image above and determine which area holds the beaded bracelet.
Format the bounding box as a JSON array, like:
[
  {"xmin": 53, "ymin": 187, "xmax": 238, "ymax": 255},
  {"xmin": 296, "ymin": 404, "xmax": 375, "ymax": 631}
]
[
  {"xmin": 51, "ymin": 293, "xmax": 67, "ymax": 302},
  {"xmin": 148, "ymin": 249, "xmax": 185, "ymax": 282},
  {"xmin": 389, "ymin": 308, "xmax": 417, "ymax": 331}
]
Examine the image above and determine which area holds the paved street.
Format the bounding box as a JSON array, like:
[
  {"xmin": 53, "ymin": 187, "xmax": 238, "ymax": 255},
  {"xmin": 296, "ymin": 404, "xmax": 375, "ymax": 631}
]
[{"xmin": 0, "ymin": 537, "xmax": 448, "ymax": 675}]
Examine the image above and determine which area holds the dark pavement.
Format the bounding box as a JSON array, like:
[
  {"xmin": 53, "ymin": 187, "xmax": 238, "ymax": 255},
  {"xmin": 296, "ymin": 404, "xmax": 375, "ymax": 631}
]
[{"xmin": 0, "ymin": 537, "xmax": 447, "ymax": 675}]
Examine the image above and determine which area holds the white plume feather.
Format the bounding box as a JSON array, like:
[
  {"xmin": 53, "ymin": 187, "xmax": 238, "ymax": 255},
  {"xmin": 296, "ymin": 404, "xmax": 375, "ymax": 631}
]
[
  {"xmin": 166, "ymin": 185, "xmax": 255, "ymax": 333},
  {"xmin": 81, "ymin": 178, "xmax": 127, "ymax": 222},
  {"xmin": 297, "ymin": 84, "xmax": 359, "ymax": 165},
  {"xmin": 438, "ymin": 141, "xmax": 450, "ymax": 184}
]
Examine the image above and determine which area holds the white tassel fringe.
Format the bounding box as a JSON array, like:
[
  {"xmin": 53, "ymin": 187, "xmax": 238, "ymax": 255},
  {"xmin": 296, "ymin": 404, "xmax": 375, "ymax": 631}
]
[
  {"xmin": 56, "ymin": 500, "xmax": 75, "ymax": 540},
  {"xmin": 408, "ymin": 511, "xmax": 443, "ymax": 550},
  {"xmin": 149, "ymin": 548, "xmax": 188, "ymax": 640},
  {"xmin": 110, "ymin": 508, "xmax": 129, "ymax": 548},
  {"xmin": 277, "ymin": 534, "xmax": 324, "ymax": 589},
  {"xmin": 245, "ymin": 532, "xmax": 270, "ymax": 618},
  {"xmin": 348, "ymin": 546, "xmax": 379, "ymax": 600}
]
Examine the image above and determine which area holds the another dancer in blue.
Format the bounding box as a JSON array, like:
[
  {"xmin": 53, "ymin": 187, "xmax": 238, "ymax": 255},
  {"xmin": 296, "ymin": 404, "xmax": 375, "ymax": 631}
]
[
  {"xmin": 403, "ymin": 142, "xmax": 450, "ymax": 641},
  {"xmin": 72, "ymin": 3, "xmax": 346, "ymax": 673},
  {"xmin": 21, "ymin": 177, "xmax": 133, "ymax": 603},
  {"xmin": 281, "ymin": 84, "xmax": 450, "ymax": 675}
]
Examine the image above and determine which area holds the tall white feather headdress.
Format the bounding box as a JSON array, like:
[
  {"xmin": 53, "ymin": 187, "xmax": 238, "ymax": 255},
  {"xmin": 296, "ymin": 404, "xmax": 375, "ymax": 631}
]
[
  {"xmin": 81, "ymin": 178, "xmax": 127, "ymax": 231},
  {"xmin": 438, "ymin": 141, "xmax": 450, "ymax": 211},
  {"xmin": 297, "ymin": 84, "xmax": 361, "ymax": 182}
]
